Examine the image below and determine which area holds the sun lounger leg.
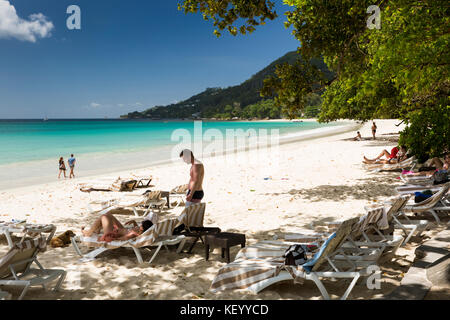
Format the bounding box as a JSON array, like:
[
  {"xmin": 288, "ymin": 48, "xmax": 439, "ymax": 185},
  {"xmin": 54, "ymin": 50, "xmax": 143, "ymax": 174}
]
[
  {"xmin": 132, "ymin": 247, "xmax": 144, "ymax": 264},
  {"xmin": 54, "ymin": 270, "xmax": 67, "ymax": 292},
  {"xmin": 176, "ymin": 238, "xmax": 187, "ymax": 254},
  {"xmin": 309, "ymin": 273, "xmax": 331, "ymax": 300},
  {"xmin": 5, "ymin": 231, "xmax": 14, "ymax": 249},
  {"xmin": 80, "ymin": 247, "xmax": 109, "ymax": 262},
  {"xmin": 17, "ymin": 284, "xmax": 30, "ymax": 301},
  {"xmin": 402, "ymin": 225, "xmax": 417, "ymax": 245},
  {"xmin": 340, "ymin": 273, "xmax": 360, "ymax": 300},
  {"xmin": 247, "ymin": 273, "xmax": 293, "ymax": 294},
  {"xmin": 72, "ymin": 237, "xmax": 83, "ymax": 257},
  {"xmin": 148, "ymin": 244, "xmax": 163, "ymax": 264},
  {"xmin": 429, "ymin": 209, "xmax": 441, "ymax": 224},
  {"xmin": 132, "ymin": 208, "xmax": 140, "ymax": 217}
]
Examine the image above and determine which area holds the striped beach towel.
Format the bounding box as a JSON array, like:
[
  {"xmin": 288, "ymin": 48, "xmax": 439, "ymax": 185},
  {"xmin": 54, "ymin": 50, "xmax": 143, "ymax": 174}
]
[
  {"xmin": 177, "ymin": 202, "xmax": 206, "ymax": 229},
  {"xmin": 210, "ymin": 257, "xmax": 286, "ymax": 293}
]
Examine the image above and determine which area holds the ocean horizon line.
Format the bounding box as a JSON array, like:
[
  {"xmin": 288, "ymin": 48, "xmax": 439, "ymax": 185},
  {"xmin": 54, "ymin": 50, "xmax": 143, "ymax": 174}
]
[{"xmin": 0, "ymin": 118, "xmax": 316, "ymax": 122}]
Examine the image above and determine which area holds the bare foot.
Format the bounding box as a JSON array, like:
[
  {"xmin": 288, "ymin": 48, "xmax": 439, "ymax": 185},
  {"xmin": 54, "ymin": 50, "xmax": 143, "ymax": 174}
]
[{"xmin": 81, "ymin": 227, "xmax": 90, "ymax": 237}]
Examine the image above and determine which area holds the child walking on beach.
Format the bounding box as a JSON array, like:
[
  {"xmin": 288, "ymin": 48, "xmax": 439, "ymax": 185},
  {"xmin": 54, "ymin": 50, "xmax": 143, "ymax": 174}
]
[{"xmin": 58, "ymin": 157, "xmax": 67, "ymax": 179}]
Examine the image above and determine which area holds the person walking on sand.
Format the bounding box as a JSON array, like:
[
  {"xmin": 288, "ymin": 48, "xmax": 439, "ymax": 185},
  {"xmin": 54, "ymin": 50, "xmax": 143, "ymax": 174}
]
[
  {"xmin": 68, "ymin": 154, "xmax": 76, "ymax": 179},
  {"xmin": 180, "ymin": 149, "xmax": 204, "ymax": 207},
  {"xmin": 371, "ymin": 121, "xmax": 377, "ymax": 140},
  {"xmin": 58, "ymin": 157, "xmax": 67, "ymax": 179}
]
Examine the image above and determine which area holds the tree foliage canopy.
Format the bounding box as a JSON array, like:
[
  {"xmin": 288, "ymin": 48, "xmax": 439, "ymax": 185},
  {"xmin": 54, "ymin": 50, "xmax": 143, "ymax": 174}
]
[
  {"xmin": 178, "ymin": 0, "xmax": 278, "ymax": 36},
  {"xmin": 180, "ymin": 0, "xmax": 450, "ymax": 158}
]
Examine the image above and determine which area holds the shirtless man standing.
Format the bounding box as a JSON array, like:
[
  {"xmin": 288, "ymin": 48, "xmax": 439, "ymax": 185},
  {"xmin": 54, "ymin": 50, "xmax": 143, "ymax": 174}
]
[{"xmin": 180, "ymin": 149, "xmax": 204, "ymax": 207}]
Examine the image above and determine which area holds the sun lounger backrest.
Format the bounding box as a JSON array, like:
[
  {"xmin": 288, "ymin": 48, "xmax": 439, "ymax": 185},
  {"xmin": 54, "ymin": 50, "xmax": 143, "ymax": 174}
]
[
  {"xmin": 416, "ymin": 182, "xmax": 450, "ymax": 207},
  {"xmin": 309, "ymin": 217, "xmax": 359, "ymax": 272},
  {"xmin": 385, "ymin": 195, "xmax": 411, "ymax": 222},
  {"xmin": 0, "ymin": 248, "xmax": 36, "ymax": 279},
  {"xmin": 350, "ymin": 207, "xmax": 385, "ymax": 239},
  {"xmin": 0, "ymin": 238, "xmax": 45, "ymax": 279},
  {"xmin": 182, "ymin": 203, "xmax": 206, "ymax": 229},
  {"xmin": 131, "ymin": 218, "xmax": 178, "ymax": 248},
  {"xmin": 146, "ymin": 191, "xmax": 161, "ymax": 201},
  {"xmin": 155, "ymin": 218, "xmax": 177, "ymax": 236},
  {"xmin": 171, "ymin": 184, "xmax": 189, "ymax": 194}
]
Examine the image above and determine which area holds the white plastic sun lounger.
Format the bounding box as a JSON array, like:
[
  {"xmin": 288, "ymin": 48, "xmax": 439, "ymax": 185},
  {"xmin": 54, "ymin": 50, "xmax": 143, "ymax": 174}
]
[
  {"xmin": 166, "ymin": 184, "xmax": 189, "ymax": 208},
  {"xmin": 400, "ymin": 174, "xmax": 434, "ymax": 185},
  {"xmin": 395, "ymin": 184, "xmax": 446, "ymax": 195},
  {"xmin": 365, "ymin": 156, "xmax": 416, "ymax": 172},
  {"xmin": 71, "ymin": 217, "xmax": 186, "ymax": 264},
  {"xmin": 0, "ymin": 222, "xmax": 56, "ymax": 249},
  {"xmin": 400, "ymin": 182, "xmax": 450, "ymax": 224},
  {"xmin": 0, "ymin": 236, "xmax": 66, "ymax": 300},
  {"xmin": 375, "ymin": 195, "xmax": 432, "ymax": 245},
  {"xmin": 210, "ymin": 218, "xmax": 384, "ymax": 300}
]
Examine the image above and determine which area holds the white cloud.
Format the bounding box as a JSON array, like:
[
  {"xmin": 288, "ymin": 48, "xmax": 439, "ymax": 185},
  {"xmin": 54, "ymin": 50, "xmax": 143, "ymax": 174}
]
[
  {"xmin": 0, "ymin": 0, "xmax": 54, "ymax": 42},
  {"xmin": 134, "ymin": 102, "xmax": 143, "ymax": 107},
  {"xmin": 117, "ymin": 104, "xmax": 125, "ymax": 107},
  {"xmin": 90, "ymin": 102, "xmax": 101, "ymax": 108}
]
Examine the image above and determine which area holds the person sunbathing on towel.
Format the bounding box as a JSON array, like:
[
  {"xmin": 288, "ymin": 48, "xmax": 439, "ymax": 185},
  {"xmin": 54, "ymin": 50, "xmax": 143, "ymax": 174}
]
[
  {"xmin": 406, "ymin": 153, "xmax": 449, "ymax": 176},
  {"xmin": 81, "ymin": 213, "xmax": 153, "ymax": 242},
  {"xmin": 363, "ymin": 146, "xmax": 408, "ymax": 164}
]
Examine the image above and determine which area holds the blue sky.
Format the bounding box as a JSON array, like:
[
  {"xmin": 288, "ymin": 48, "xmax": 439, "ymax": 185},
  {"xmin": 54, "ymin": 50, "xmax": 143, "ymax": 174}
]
[{"xmin": 0, "ymin": 0, "xmax": 299, "ymax": 119}]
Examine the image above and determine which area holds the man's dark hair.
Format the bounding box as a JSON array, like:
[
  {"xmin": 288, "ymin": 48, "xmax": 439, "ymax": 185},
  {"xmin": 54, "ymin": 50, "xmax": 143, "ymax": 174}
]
[
  {"xmin": 142, "ymin": 220, "xmax": 153, "ymax": 232},
  {"xmin": 71, "ymin": 154, "xmax": 74, "ymax": 157}
]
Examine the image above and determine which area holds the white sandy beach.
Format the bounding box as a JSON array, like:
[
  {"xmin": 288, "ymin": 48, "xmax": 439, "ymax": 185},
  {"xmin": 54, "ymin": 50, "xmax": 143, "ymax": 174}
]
[{"xmin": 0, "ymin": 119, "xmax": 447, "ymax": 300}]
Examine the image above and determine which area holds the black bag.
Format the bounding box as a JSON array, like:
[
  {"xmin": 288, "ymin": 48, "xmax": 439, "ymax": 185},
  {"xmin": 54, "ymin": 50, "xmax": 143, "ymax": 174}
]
[
  {"xmin": 414, "ymin": 190, "xmax": 433, "ymax": 203},
  {"xmin": 173, "ymin": 224, "xmax": 185, "ymax": 235},
  {"xmin": 283, "ymin": 244, "xmax": 308, "ymax": 266}
]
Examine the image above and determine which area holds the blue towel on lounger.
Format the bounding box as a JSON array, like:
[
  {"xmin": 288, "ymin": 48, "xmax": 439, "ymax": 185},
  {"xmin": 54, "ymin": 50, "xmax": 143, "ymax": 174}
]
[{"xmin": 302, "ymin": 232, "xmax": 337, "ymax": 273}]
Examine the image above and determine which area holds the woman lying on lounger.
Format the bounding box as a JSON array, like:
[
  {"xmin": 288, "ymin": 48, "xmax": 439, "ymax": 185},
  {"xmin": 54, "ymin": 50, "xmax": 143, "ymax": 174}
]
[
  {"xmin": 363, "ymin": 146, "xmax": 408, "ymax": 164},
  {"xmin": 81, "ymin": 213, "xmax": 153, "ymax": 242},
  {"xmin": 406, "ymin": 153, "xmax": 450, "ymax": 177}
]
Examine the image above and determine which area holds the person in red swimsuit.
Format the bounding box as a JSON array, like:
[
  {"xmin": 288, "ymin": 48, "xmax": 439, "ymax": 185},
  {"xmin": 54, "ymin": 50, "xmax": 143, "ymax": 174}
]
[
  {"xmin": 363, "ymin": 146, "xmax": 407, "ymax": 164},
  {"xmin": 81, "ymin": 213, "xmax": 153, "ymax": 242}
]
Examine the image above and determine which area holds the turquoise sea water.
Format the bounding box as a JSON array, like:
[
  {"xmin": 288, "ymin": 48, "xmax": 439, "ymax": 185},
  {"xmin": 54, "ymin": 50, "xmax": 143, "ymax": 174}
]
[{"xmin": 0, "ymin": 120, "xmax": 342, "ymax": 166}]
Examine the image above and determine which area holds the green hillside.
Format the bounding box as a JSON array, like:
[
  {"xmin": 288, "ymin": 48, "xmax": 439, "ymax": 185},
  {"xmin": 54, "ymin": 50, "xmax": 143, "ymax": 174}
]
[{"xmin": 122, "ymin": 51, "xmax": 331, "ymax": 119}]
